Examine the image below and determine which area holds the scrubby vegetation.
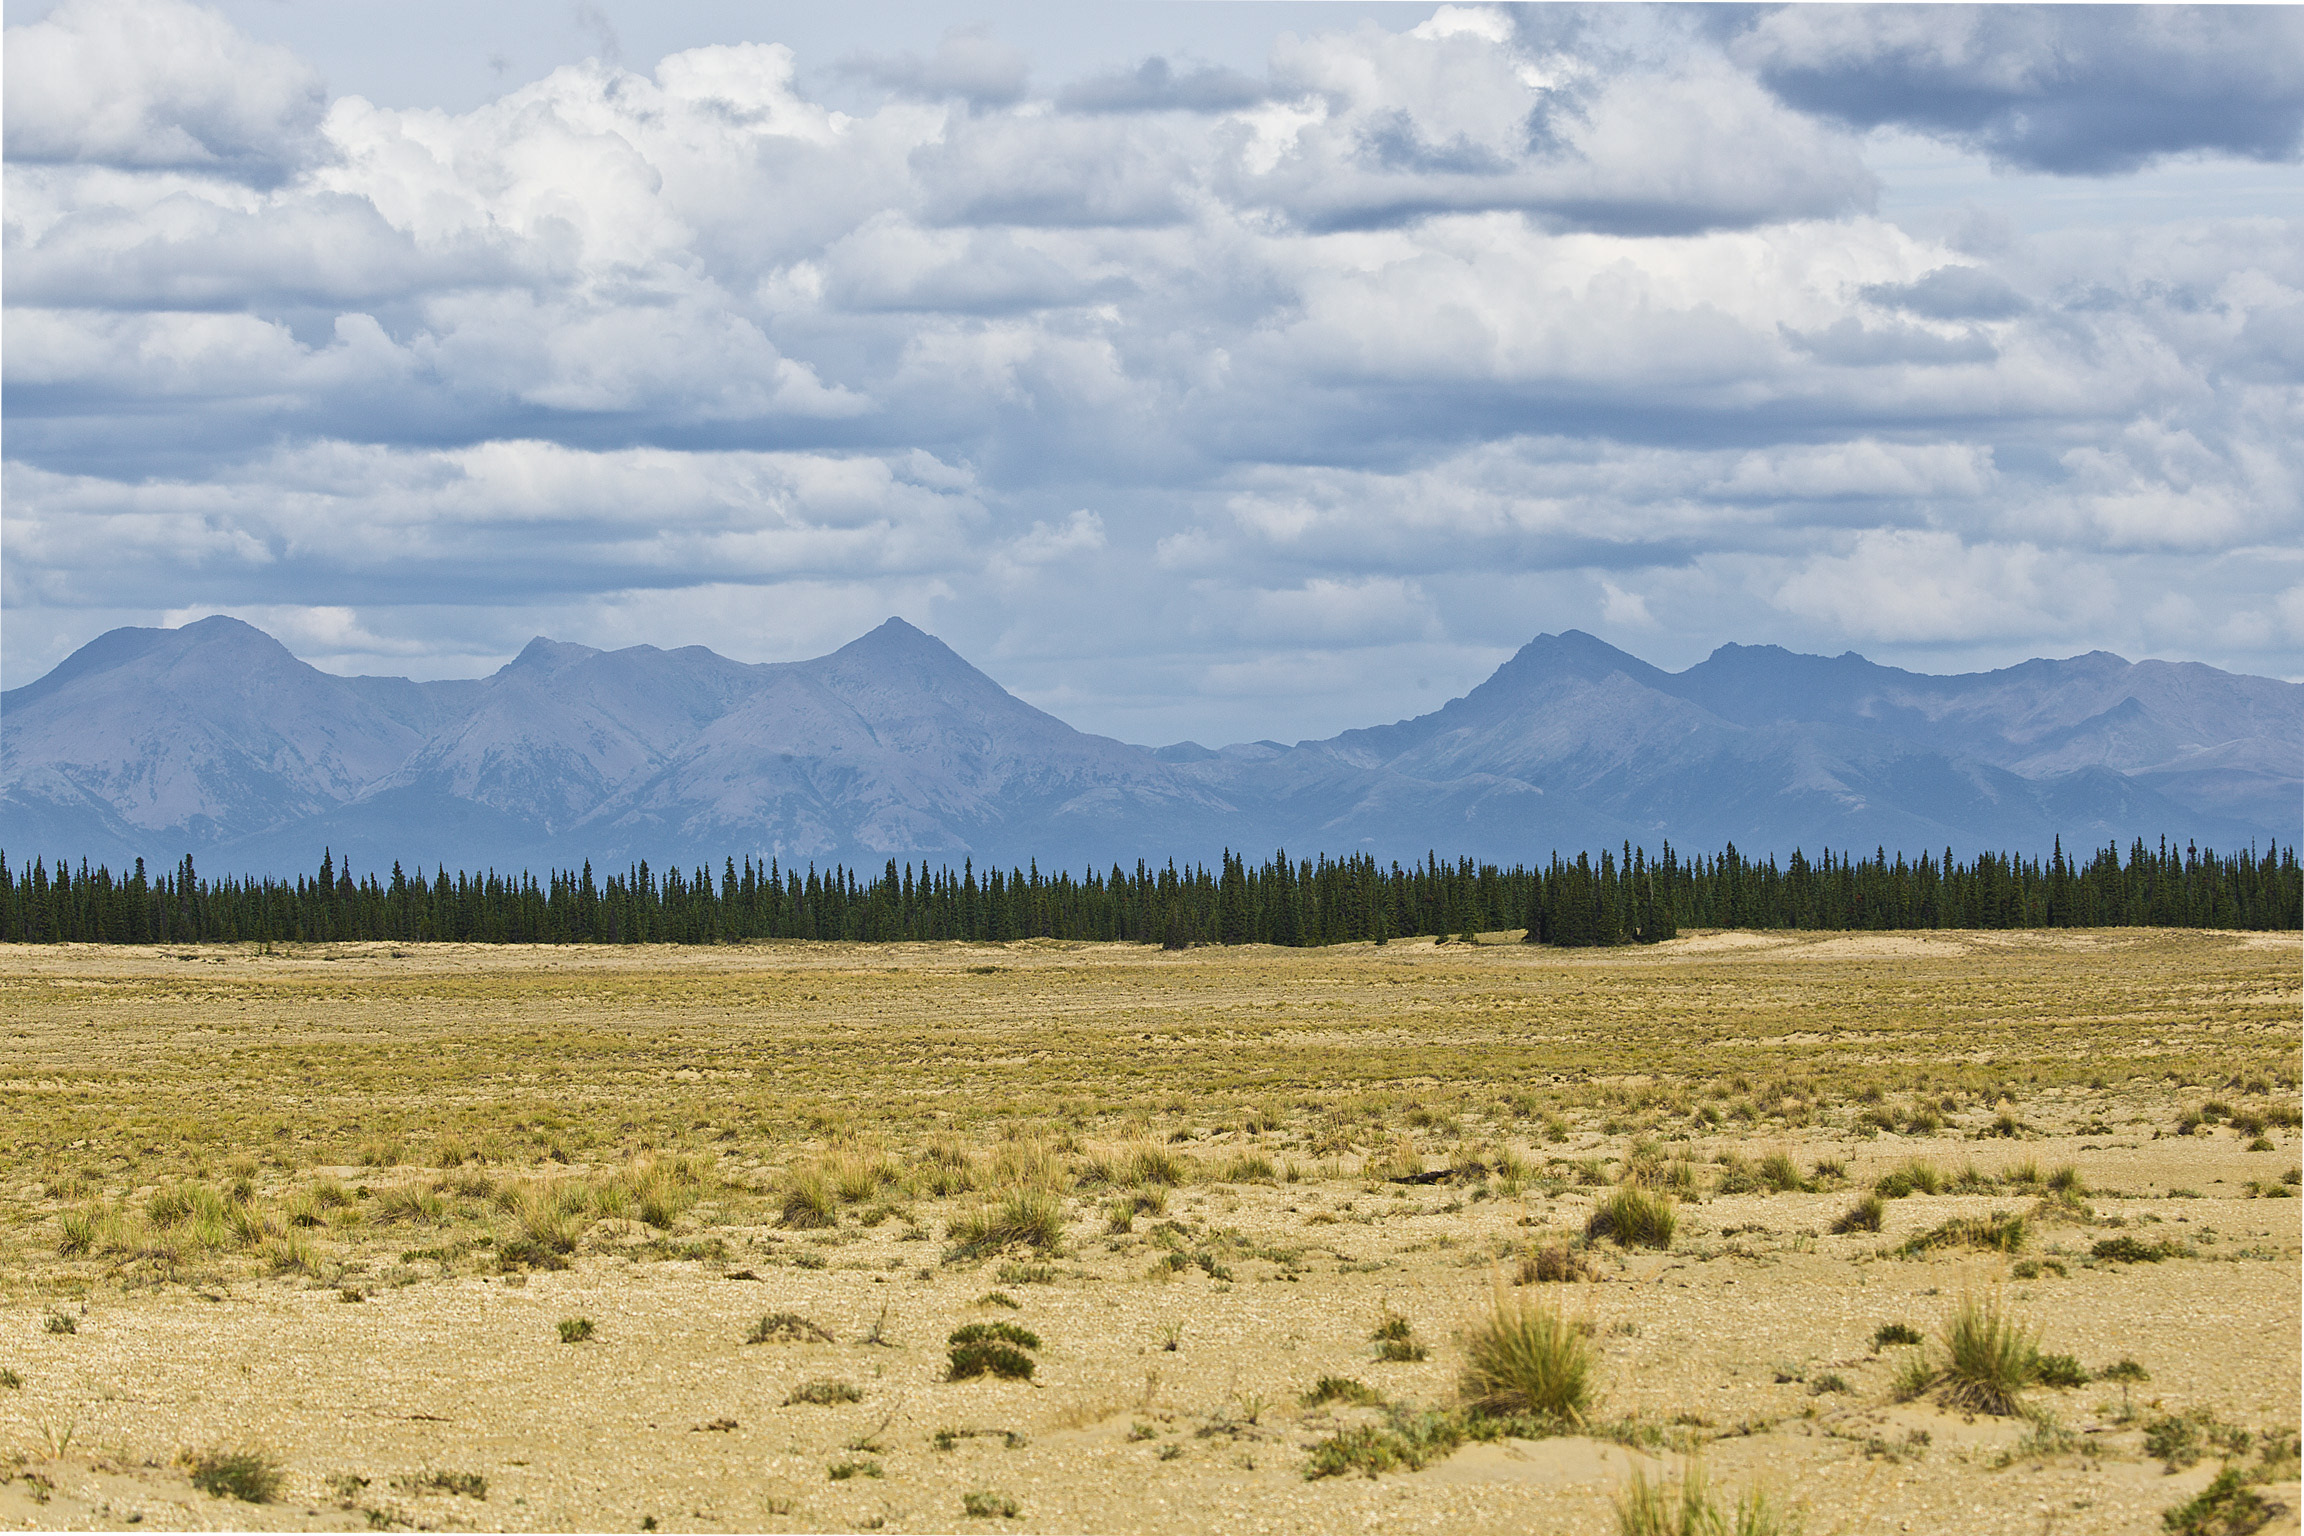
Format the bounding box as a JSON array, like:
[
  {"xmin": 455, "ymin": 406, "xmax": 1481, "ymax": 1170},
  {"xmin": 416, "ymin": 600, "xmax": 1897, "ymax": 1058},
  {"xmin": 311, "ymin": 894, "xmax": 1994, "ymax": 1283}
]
[{"xmin": 0, "ymin": 924, "xmax": 2292, "ymax": 1533}]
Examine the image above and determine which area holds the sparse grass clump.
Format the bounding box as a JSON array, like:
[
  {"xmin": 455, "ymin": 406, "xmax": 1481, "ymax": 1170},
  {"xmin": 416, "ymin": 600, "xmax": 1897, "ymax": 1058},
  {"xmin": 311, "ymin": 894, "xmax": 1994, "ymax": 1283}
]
[
  {"xmin": 1871, "ymin": 1322, "xmax": 1923, "ymax": 1350},
  {"xmin": 1304, "ymin": 1408, "xmax": 1466, "ymax": 1479},
  {"xmin": 1899, "ymin": 1211, "xmax": 2025, "ymax": 1256},
  {"xmin": 1873, "ymin": 1159, "xmax": 1944, "ymax": 1198},
  {"xmin": 949, "ymin": 1321, "xmax": 1040, "ymax": 1381},
  {"xmin": 2142, "ymin": 1408, "xmax": 2256, "ymax": 1473},
  {"xmin": 392, "ymin": 1470, "xmax": 488, "ymax": 1499},
  {"xmin": 1458, "ymin": 1287, "xmax": 1593, "ymax": 1427},
  {"xmin": 1615, "ymin": 1462, "xmax": 1799, "ymax": 1536},
  {"xmin": 946, "ymin": 1188, "xmax": 1065, "ymax": 1261},
  {"xmin": 1518, "ymin": 1243, "xmax": 1594, "ymax": 1283},
  {"xmin": 182, "ymin": 1447, "xmax": 284, "ymax": 1503},
  {"xmin": 557, "ymin": 1317, "xmax": 594, "ymax": 1344},
  {"xmin": 1831, "ymin": 1195, "xmax": 1885, "ymax": 1234},
  {"xmin": 1895, "ymin": 1294, "xmax": 2040, "ymax": 1416},
  {"xmin": 498, "ymin": 1179, "xmax": 585, "ymax": 1265},
  {"xmin": 1587, "ymin": 1186, "xmax": 1675, "ymax": 1249},
  {"xmin": 2092, "ymin": 1235, "xmax": 2187, "ymax": 1263},
  {"xmin": 780, "ymin": 1172, "xmax": 837, "ymax": 1230},
  {"xmin": 963, "ymin": 1490, "xmax": 1021, "ymax": 1519},
  {"xmin": 1303, "ymin": 1375, "xmax": 1384, "ymax": 1408},
  {"xmin": 1758, "ymin": 1152, "xmax": 1806, "ymax": 1193},
  {"xmin": 2161, "ymin": 1467, "xmax": 2270, "ymax": 1536},
  {"xmin": 784, "ymin": 1379, "xmax": 864, "ymax": 1406},
  {"xmin": 746, "ymin": 1311, "xmax": 835, "ymax": 1344},
  {"xmin": 829, "ymin": 1147, "xmax": 899, "ymax": 1205},
  {"xmin": 1372, "ymin": 1308, "xmax": 1428, "ymax": 1362},
  {"xmin": 56, "ymin": 1207, "xmax": 97, "ymax": 1257},
  {"xmin": 1220, "ymin": 1152, "xmax": 1279, "ymax": 1184}
]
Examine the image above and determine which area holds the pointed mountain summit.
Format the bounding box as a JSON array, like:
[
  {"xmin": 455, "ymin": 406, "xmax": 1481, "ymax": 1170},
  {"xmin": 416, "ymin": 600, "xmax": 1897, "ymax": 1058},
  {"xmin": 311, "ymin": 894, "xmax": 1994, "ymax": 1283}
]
[
  {"xmin": 0, "ymin": 616, "xmax": 450, "ymax": 860},
  {"xmin": 2, "ymin": 616, "xmax": 2294, "ymax": 874}
]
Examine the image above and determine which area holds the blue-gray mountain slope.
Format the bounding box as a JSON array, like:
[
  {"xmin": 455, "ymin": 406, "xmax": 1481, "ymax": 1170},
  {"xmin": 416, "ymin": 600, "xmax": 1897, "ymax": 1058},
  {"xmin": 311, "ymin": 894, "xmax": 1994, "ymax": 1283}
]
[{"xmin": 1, "ymin": 616, "xmax": 2291, "ymax": 877}]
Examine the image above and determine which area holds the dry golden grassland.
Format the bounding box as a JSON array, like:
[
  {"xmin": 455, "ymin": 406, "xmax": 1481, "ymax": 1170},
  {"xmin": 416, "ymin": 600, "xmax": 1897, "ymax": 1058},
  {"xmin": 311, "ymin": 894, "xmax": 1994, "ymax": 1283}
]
[{"xmin": 0, "ymin": 927, "xmax": 2297, "ymax": 1534}]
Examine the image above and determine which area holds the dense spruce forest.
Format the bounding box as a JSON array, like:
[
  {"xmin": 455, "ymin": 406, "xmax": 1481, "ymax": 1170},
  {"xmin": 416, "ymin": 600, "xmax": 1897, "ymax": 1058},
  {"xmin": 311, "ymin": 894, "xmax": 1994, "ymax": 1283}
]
[{"xmin": 0, "ymin": 838, "xmax": 2295, "ymax": 947}]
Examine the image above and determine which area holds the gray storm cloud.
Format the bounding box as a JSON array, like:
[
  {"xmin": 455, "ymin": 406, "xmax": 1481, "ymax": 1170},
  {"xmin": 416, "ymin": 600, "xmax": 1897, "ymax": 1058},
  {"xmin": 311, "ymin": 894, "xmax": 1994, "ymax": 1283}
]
[{"xmin": 4, "ymin": 0, "xmax": 2301, "ymax": 745}]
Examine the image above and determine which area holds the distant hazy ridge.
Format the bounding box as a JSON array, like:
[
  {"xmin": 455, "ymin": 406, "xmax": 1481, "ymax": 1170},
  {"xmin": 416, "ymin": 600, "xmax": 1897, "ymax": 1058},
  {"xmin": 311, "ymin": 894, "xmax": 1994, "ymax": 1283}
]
[{"xmin": 3, "ymin": 617, "xmax": 2295, "ymax": 876}]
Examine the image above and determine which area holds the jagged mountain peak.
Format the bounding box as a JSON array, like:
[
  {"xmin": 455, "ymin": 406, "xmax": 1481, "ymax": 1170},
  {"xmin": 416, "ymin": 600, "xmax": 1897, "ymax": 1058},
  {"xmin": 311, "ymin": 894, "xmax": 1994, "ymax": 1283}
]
[
  {"xmin": 826, "ymin": 616, "xmax": 988, "ymax": 680},
  {"xmin": 1464, "ymin": 629, "xmax": 1672, "ymax": 701},
  {"xmin": 501, "ymin": 637, "xmax": 603, "ymax": 678},
  {"xmin": 3, "ymin": 616, "xmax": 2295, "ymax": 873}
]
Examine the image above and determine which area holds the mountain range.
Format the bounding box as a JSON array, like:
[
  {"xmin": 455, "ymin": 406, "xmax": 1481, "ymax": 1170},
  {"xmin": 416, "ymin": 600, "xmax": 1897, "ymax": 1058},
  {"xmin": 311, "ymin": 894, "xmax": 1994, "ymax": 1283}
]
[{"xmin": 2, "ymin": 616, "xmax": 2295, "ymax": 877}]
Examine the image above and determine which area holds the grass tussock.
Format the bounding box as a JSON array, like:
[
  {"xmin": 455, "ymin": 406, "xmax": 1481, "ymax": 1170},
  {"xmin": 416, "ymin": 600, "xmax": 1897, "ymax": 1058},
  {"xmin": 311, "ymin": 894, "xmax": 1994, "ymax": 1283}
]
[
  {"xmin": 2092, "ymin": 1235, "xmax": 2188, "ymax": 1264},
  {"xmin": 948, "ymin": 1321, "xmax": 1039, "ymax": 1381},
  {"xmin": 1873, "ymin": 1160, "xmax": 1944, "ymax": 1198},
  {"xmin": 1518, "ymin": 1243, "xmax": 1595, "ymax": 1283},
  {"xmin": 1458, "ymin": 1286, "xmax": 1593, "ymax": 1427},
  {"xmin": 780, "ymin": 1171, "xmax": 838, "ymax": 1230},
  {"xmin": 962, "ymin": 1490, "xmax": 1021, "ymax": 1519},
  {"xmin": 2161, "ymin": 1468, "xmax": 2271, "ymax": 1536},
  {"xmin": 1899, "ymin": 1211, "xmax": 2025, "ymax": 1256},
  {"xmin": 1587, "ymin": 1187, "xmax": 1675, "ymax": 1249},
  {"xmin": 1372, "ymin": 1308, "xmax": 1428, "ymax": 1362},
  {"xmin": 1831, "ymin": 1195, "xmax": 1885, "ymax": 1234},
  {"xmin": 1893, "ymin": 1294, "xmax": 2042, "ymax": 1417},
  {"xmin": 746, "ymin": 1311, "xmax": 835, "ymax": 1345},
  {"xmin": 1303, "ymin": 1375, "xmax": 1384, "ymax": 1408},
  {"xmin": 181, "ymin": 1447, "xmax": 284, "ymax": 1503},
  {"xmin": 1304, "ymin": 1408, "xmax": 1466, "ymax": 1480},
  {"xmin": 784, "ymin": 1379, "xmax": 864, "ymax": 1406},
  {"xmin": 1615, "ymin": 1463, "xmax": 1800, "ymax": 1536},
  {"xmin": 1079, "ymin": 1142, "xmax": 1187, "ymax": 1188},
  {"xmin": 946, "ymin": 1187, "xmax": 1065, "ymax": 1261}
]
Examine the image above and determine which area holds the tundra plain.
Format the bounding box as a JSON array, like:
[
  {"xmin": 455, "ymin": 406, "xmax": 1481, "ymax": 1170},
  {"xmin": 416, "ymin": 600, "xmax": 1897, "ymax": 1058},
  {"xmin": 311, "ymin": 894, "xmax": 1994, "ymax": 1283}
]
[{"xmin": 0, "ymin": 928, "xmax": 2297, "ymax": 1535}]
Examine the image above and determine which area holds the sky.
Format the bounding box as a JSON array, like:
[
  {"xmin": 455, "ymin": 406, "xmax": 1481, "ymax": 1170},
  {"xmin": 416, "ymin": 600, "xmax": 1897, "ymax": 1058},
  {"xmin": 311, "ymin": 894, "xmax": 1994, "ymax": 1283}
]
[{"xmin": 4, "ymin": 1, "xmax": 2302, "ymax": 747}]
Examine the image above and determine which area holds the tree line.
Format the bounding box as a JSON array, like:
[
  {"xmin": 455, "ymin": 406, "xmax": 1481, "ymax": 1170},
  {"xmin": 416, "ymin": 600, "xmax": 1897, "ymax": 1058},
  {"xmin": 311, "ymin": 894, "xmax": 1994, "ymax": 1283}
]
[{"xmin": 0, "ymin": 836, "xmax": 2293, "ymax": 947}]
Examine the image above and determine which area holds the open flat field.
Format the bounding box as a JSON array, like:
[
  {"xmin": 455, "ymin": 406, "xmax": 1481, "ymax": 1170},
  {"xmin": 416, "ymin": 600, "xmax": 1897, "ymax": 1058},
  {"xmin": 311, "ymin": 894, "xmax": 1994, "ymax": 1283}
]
[{"xmin": 0, "ymin": 927, "xmax": 2297, "ymax": 1535}]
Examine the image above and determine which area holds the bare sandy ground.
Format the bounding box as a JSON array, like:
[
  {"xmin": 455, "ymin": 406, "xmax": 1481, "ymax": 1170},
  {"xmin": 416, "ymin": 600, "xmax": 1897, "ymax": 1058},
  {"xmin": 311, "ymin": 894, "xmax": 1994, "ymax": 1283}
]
[{"xmin": 0, "ymin": 928, "xmax": 2296, "ymax": 1534}]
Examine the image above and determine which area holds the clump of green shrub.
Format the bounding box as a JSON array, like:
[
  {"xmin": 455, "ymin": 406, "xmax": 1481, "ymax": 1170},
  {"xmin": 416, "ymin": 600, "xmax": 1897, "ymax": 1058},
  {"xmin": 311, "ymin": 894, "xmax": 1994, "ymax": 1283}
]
[
  {"xmin": 2092, "ymin": 1236, "xmax": 2188, "ymax": 1264},
  {"xmin": 2032, "ymin": 1353, "xmax": 2087, "ymax": 1389},
  {"xmin": 2161, "ymin": 1467, "xmax": 2268, "ymax": 1536},
  {"xmin": 1304, "ymin": 1408, "xmax": 1465, "ymax": 1480},
  {"xmin": 182, "ymin": 1448, "xmax": 284, "ymax": 1503},
  {"xmin": 962, "ymin": 1490, "xmax": 1021, "ymax": 1519},
  {"xmin": 1899, "ymin": 1211, "xmax": 2026, "ymax": 1255},
  {"xmin": 747, "ymin": 1311, "xmax": 835, "ymax": 1344},
  {"xmin": 1372, "ymin": 1309, "xmax": 1428, "ymax": 1362},
  {"xmin": 2142, "ymin": 1408, "xmax": 2254, "ymax": 1472},
  {"xmin": 784, "ymin": 1379, "xmax": 864, "ymax": 1406},
  {"xmin": 1303, "ymin": 1375, "xmax": 1383, "ymax": 1408},
  {"xmin": 949, "ymin": 1321, "xmax": 1040, "ymax": 1381}
]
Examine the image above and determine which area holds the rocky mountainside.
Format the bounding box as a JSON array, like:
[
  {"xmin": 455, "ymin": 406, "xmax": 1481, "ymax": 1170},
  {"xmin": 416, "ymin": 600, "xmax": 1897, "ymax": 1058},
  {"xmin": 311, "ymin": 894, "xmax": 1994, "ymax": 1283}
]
[{"xmin": 2, "ymin": 617, "xmax": 2292, "ymax": 876}]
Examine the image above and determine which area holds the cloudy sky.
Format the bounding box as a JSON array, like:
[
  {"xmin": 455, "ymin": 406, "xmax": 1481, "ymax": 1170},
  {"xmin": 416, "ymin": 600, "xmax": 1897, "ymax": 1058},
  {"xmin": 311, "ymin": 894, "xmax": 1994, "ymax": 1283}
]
[{"xmin": 5, "ymin": 1, "xmax": 2302, "ymax": 745}]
